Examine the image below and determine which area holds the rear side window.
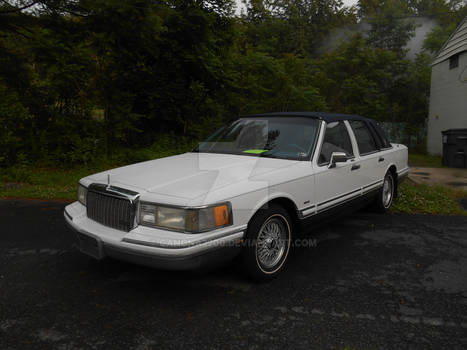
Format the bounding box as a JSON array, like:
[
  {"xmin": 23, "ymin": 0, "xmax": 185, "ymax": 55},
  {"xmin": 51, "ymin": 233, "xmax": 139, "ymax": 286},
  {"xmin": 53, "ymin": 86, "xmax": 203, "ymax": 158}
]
[
  {"xmin": 371, "ymin": 122, "xmax": 392, "ymax": 149},
  {"xmin": 319, "ymin": 121, "xmax": 354, "ymax": 165},
  {"xmin": 349, "ymin": 120, "xmax": 378, "ymax": 155}
]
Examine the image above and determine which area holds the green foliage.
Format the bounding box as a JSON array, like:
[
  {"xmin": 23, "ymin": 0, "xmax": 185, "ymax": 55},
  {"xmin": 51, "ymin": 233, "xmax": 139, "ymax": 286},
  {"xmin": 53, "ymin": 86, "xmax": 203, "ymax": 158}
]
[
  {"xmin": 359, "ymin": 0, "xmax": 417, "ymax": 53},
  {"xmin": 0, "ymin": 137, "xmax": 196, "ymax": 200},
  {"xmin": 423, "ymin": 24, "xmax": 452, "ymax": 53},
  {"xmin": 227, "ymin": 51, "xmax": 328, "ymax": 114},
  {"xmin": 0, "ymin": 0, "xmax": 465, "ymax": 170},
  {"xmin": 313, "ymin": 36, "xmax": 411, "ymax": 120},
  {"xmin": 114, "ymin": 135, "xmax": 197, "ymax": 164},
  {"xmin": 241, "ymin": 0, "xmax": 351, "ymax": 56},
  {"xmin": 0, "ymin": 81, "xmax": 33, "ymax": 166},
  {"xmin": 421, "ymin": 0, "xmax": 467, "ymax": 53}
]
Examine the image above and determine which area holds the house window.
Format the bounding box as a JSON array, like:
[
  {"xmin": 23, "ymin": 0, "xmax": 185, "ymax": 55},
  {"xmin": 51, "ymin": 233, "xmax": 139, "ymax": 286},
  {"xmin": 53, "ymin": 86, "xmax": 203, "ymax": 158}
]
[{"xmin": 449, "ymin": 54, "xmax": 459, "ymax": 69}]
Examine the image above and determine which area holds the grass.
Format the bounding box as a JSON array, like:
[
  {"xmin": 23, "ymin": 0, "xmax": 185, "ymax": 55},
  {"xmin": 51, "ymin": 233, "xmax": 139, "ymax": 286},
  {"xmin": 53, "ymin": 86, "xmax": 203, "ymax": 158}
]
[
  {"xmin": 392, "ymin": 181, "xmax": 467, "ymax": 215},
  {"xmin": 395, "ymin": 153, "xmax": 466, "ymax": 214},
  {"xmin": 1, "ymin": 153, "xmax": 466, "ymax": 216},
  {"xmin": 0, "ymin": 138, "xmax": 196, "ymax": 201},
  {"xmin": 0, "ymin": 165, "xmax": 109, "ymax": 201},
  {"xmin": 0, "ymin": 159, "xmax": 174, "ymax": 201},
  {"xmin": 408, "ymin": 153, "xmax": 444, "ymax": 168},
  {"xmin": 0, "ymin": 150, "xmax": 188, "ymax": 201}
]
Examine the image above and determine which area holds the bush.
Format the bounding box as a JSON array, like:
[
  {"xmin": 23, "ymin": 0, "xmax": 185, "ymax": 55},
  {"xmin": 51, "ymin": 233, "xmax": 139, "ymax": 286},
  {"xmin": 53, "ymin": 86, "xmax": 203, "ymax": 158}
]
[{"xmin": 0, "ymin": 82, "xmax": 33, "ymax": 166}]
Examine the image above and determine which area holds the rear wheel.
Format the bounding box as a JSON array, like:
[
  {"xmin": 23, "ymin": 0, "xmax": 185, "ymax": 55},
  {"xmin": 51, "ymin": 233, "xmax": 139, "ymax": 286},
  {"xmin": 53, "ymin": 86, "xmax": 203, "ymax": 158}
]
[
  {"xmin": 239, "ymin": 204, "xmax": 292, "ymax": 281},
  {"xmin": 375, "ymin": 171, "xmax": 395, "ymax": 213}
]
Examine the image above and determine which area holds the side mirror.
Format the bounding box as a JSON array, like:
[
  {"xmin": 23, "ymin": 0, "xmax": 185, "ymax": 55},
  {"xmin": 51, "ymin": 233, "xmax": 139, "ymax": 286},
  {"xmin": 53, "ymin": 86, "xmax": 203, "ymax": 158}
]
[{"xmin": 328, "ymin": 152, "xmax": 348, "ymax": 168}]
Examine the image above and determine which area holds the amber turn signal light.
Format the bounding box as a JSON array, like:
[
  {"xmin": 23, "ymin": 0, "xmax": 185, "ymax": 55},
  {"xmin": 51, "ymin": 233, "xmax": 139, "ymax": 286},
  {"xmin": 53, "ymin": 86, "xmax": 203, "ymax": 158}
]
[{"xmin": 214, "ymin": 204, "xmax": 229, "ymax": 226}]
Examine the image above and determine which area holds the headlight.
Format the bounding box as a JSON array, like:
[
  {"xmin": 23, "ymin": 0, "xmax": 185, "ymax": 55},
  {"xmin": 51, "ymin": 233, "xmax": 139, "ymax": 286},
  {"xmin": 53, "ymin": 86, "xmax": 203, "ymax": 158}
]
[
  {"xmin": 77, "ymin": 184, "xmax": 87, "ymax": 206},
  {"xmin": 139, "ymin": 202, "xmax": 232, "ymax": 233}
]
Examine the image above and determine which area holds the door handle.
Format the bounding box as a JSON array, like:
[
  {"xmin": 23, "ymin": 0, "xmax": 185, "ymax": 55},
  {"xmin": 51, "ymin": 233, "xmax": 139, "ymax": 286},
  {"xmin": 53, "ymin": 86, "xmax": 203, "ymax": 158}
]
[
  {"xmin": 351, "ymin": 164, "xmax": 360, "ymax": 171},
  {"xmin": 378, "ymin": 157, "xmax": 385, "ymax": 162}
]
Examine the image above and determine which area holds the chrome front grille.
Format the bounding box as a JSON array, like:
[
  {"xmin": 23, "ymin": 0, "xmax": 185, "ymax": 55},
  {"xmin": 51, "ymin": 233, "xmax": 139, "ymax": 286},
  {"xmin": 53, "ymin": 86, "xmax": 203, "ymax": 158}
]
[{"xmin": 86, "ymin": 184, "xmax": 139, "ymax": 232}]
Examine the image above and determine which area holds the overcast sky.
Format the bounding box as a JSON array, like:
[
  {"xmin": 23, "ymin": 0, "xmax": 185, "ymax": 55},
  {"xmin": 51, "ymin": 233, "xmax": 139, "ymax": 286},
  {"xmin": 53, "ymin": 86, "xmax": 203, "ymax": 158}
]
[{"xmin": 342, "ymin": 0, "xmax": 359, "ymax": 7}]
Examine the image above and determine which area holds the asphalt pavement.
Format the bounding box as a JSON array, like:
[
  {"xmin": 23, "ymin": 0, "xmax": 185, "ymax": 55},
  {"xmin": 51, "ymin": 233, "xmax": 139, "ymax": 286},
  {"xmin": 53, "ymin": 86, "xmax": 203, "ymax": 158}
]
[{"xmin": 1, "ymin": 199, "xmax": 467, "ymax": 349}]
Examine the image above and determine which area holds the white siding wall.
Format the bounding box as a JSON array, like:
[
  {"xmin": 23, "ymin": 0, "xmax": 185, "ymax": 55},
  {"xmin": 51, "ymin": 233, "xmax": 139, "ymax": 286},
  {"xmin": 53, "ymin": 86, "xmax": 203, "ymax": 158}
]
[{"xmin": 427, "ymin": 51, "xmax": 467, "ymax": 155}]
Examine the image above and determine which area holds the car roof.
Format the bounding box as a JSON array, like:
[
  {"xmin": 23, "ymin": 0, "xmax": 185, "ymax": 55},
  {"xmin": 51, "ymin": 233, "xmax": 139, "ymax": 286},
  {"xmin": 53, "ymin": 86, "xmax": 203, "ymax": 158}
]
[{"xmin": 241, "ymin": 112, "xmax": 373, "ymax": 123}]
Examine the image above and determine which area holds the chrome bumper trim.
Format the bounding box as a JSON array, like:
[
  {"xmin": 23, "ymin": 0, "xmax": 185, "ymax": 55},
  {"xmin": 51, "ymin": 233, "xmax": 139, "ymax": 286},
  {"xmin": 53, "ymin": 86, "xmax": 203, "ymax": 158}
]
[{"xmin": 121, "ymin": 225, "xmax": 247, "ymax": 249}]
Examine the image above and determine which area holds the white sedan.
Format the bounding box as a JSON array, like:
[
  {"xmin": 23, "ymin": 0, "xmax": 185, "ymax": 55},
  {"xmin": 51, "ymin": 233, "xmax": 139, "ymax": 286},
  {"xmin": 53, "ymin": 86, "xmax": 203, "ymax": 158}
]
[{"xmin": 64, "ymin": 112, "xmax": 408, "ymax": 280}]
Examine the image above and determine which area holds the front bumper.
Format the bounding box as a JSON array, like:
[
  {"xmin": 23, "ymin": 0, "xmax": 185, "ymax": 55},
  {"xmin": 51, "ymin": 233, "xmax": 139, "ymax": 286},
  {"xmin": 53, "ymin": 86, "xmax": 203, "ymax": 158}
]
[{"xmin": 64, "ymin": 201, "xmax": 245, "ymax": 270}]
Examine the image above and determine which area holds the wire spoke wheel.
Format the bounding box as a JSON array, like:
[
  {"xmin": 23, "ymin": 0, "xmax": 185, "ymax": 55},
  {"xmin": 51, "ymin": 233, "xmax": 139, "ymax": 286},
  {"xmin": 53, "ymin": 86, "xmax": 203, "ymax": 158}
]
[
  {"xmin": 240, "ymin": 204, "xmax": 292, "ymax": 281},
  {"xmin": 256, "ymin": 216, "xmax": 288, "ymax": 270},
  {"xmin": 383, "ymin": 175, "xmax": 394, "ymax": 208}
]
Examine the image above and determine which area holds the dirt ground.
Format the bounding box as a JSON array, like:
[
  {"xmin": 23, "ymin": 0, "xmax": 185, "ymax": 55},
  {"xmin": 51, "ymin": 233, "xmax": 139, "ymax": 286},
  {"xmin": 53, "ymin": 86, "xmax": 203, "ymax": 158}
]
[{"xmin": 409, "ymin": 167, "xmax": 467, "ymax": 191}]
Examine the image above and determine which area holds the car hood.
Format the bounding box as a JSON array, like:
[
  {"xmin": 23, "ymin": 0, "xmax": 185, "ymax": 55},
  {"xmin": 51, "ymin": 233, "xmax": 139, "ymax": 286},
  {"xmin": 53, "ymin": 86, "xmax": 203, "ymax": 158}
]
[{"xmin": 82, "ymin": 152, "xmax": 297, "ymax": 200}]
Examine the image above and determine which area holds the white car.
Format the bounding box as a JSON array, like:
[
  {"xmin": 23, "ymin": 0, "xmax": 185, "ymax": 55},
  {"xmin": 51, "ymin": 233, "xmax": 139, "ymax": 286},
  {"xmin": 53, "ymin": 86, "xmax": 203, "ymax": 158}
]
[{"xmin": 64, "ymin": 112, "xmax": 408, "ymax": 280}]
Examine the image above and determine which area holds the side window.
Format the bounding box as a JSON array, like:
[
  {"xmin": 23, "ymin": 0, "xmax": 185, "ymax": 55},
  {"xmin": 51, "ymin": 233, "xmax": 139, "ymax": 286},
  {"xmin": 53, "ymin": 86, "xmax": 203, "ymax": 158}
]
[
  {"xmin": 349, "ymin": 120, "xmax": 378, "ymax": 155},
  {"xmin": 372, "ymin": 122, "xmax": 392, "ymax": 149},
  {"xmin": 319, "ymin": 121, "xmax": 354, "ymax": 165}
]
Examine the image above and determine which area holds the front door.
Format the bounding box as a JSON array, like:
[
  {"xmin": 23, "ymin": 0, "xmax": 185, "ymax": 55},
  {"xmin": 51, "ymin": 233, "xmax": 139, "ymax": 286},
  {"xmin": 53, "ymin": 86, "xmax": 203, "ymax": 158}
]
[{"xmin": 313, "ymin": 121, "xmax": 361, "ymax": 213}]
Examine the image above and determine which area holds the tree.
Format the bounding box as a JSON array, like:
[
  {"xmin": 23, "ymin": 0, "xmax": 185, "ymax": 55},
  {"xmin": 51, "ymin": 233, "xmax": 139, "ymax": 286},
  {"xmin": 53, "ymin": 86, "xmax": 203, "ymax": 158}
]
[
  {"xmin": 0, "ymin": 0, "xmax": 438, "ymax": 167},
  {"xmin": 358, "ymin": 0, "xmax": 417, "ymax": 54},
  {"xmin": 241, "ymin": 0, "xmax": 353, "ymax": 56},
  {"xmin": 227, "ymin": 50, "xmax": 327, "ymax": 114},
  {"xmin": 0, "ymin": 81, "xmax": 33, "ymax": 165},
  {"xmin": 421, "ymin": 0, "xmax": 467, "ymax": 53},
  {"xmin": 313, "ymin": 35, "xmax": 421, "ymax": 122}
]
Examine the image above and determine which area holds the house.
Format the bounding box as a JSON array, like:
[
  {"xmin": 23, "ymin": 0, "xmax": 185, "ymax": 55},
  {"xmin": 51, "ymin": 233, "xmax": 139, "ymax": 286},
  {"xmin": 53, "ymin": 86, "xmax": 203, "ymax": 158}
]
[{"xmin": 427, "ymin": 17, "xmax": 467, "ymax": 155}]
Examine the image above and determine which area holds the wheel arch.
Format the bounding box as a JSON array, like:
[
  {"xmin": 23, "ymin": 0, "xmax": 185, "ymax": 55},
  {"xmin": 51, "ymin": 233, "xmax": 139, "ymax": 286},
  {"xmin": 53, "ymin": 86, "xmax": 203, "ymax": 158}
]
[{"xmin": 249, "ymin": 195, "xmax": 301, "ymax": 233}]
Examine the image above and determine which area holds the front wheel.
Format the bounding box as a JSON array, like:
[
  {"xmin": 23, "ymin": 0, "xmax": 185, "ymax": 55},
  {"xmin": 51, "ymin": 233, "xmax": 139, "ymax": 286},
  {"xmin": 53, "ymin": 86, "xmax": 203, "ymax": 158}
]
[
  {"xmin": 239, "ymin": 204, "xmax": 292, "ymax": 281},
  {"xmin": 375, "ymin": 171, "xmax": 395, "ymax": 213}
]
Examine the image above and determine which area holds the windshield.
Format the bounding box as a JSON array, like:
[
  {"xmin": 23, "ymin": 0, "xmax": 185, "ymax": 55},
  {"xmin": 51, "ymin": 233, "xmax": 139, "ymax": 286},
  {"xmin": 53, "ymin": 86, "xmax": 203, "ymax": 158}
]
[{"xmin": 195, "ymin": 117, "xmax": 320, "ymax": 160}]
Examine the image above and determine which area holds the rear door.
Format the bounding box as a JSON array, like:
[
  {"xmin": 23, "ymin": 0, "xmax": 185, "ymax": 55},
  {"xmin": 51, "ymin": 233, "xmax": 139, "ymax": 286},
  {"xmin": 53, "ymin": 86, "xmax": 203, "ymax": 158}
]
[{"xmin": 348, "ymin": 120, "xmax": 385, "ymax": 193}]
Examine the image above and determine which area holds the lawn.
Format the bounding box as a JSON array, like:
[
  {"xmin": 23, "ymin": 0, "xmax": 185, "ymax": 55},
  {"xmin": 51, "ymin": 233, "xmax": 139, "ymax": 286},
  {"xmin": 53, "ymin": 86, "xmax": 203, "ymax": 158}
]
[
  {"xmin": 391, "ymin": 181, "xmax": 466, "ymax": 215},
  {"xmin": 1, "ymin": 149, "xmax": 465, "ymax": 214},
  {"xmin": 0, "ymin": 138, "xmax": 195, "ymax": 201},
  {"xmin": 1, "ymin": 163, "xmax": 466, "ymax": 215},
  {"xmin": 0, "ymin": 165, "xmax": 105, "ymax": 201},
  {"xmin": 408, "ymin": 153, "xmax": 444, "ymax": 168}
]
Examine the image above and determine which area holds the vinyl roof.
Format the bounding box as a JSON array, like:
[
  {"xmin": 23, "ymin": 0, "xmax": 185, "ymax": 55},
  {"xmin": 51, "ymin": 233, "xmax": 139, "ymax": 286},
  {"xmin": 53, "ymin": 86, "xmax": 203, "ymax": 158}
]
[{"xmin": 243, "ymin": 111, "xmax": 372, "ymax": 123}]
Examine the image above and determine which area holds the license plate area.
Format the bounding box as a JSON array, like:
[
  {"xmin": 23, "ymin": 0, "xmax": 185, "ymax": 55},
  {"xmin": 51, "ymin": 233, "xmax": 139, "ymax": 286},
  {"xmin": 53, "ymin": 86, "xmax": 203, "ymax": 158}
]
[{"xmin": 75, "ymin": 232, "xmax": 104, "ymax": 259}]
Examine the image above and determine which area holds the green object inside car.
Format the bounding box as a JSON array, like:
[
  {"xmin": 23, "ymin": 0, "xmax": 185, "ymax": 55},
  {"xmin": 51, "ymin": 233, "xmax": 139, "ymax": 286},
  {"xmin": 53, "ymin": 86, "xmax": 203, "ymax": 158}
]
[{"xmin": 242, "ymin": 149, "xmax": 268, "ymax": 154}]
